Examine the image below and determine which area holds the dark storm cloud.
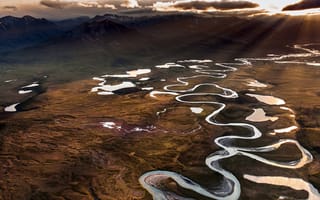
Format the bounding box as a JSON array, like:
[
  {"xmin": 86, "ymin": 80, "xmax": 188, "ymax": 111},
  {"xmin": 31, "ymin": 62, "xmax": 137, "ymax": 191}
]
[
  {"xmin": 40, "ymin": 0, "xmax": 73, "ymax": 9},
  {"xmin": 39, "ymin": 0, "xmax": 118, "ymax": 10},
  {"xmin": 282, "ymin": 0, "xmax": 320, "ymax": 11},
  {"xmin": 172, "ymin": 0, "xmax": 259, "ymax": 11},
  {"xmin": 3, "ymin": 5, "xmax": 18, "ymax": 11}
]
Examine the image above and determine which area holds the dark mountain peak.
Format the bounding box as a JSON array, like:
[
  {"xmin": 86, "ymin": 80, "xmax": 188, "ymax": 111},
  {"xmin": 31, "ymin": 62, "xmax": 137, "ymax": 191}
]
[
  {"xmin": 1, "ymin": 15, "xmax": 18, "ymax": 19},
  {"xmin": 0, "ymin": 15, "xmax": 62, "ymax": 53},
  {"xmin": 1, "ymin": 15, "xmax": 38, "ymax": 21},
  {"xmin": 22, "ymin": 15, "xmax": 36, "ymax": 20},
  {"xmin": 88, "ymin": 13, "xmax": 136, "ymax": 25},
  {"xmin": 0, "ymin": 16, "xmax": 21, "ymax": 24},
  {"xmin": 55, "ymin": 16, "xmax": 90, "ymax": 31},
  {"xmin": 22, "ymin": 15, "xmax": 50, "ymax": 23},
  {"xmin": 0, "ymin": 15, "xmax": 54, "ymax": 27},
  {"xmin": 91, "ymin": 15, "xmax": 103, "ymax": 21},
  {"xmin": 102, "ymin": 13, "xmax": 131, "ymax": 20},
  {"xmin": 68, "ymin": 17, "xmax": 133, "ymax": 39},
  {"xmin": 57, "ymin": 16, "xmax": 90, "ymax": 23}
]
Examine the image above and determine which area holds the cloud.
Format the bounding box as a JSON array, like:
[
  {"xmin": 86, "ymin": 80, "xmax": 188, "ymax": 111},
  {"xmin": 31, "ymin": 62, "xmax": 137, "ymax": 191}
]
[
  {"xmin": 40, "ymin": 0, "xmax": 73, "ymax": 9},
  {"xmin": 172, "ymin": 0, "xmax": 259, "ymax": 11},
  {"xmin": 282, "ymin": 0, "xmax": 320, "ymax": 11},
  {"xmin": 103, "ymin": 4, "xmax": 117, "ymax": 9},
  {"xmin": 120, "ymin": 0, "xmax": 140, "ymax": 8},
  {"xmin": 153, "ymin": 0, "xmax": 259, "ymax": 12},
  {"xmin": 3, "ymin": 5, "xmax": 18, "ymax": 11},
  {"xmin": 78, "ymin": 2, "xmax": 116, "ymax": 9},
  {"xmin": 40, "ymin": 0, "xmax": 116, "ymax": 9}
]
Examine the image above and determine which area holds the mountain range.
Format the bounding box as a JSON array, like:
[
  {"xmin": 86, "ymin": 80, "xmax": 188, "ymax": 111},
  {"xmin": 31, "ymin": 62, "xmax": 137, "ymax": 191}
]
[
  {"xmin": 1, "ymin": 13, "xmax": 320, "ymax": 55},
  {"xmin": 0, "ymin": 15, "xmax": 90, "ymax": 53},
  {"xmin": 1, "ymin": 12, "xmax": 320, "ymax": 84}
]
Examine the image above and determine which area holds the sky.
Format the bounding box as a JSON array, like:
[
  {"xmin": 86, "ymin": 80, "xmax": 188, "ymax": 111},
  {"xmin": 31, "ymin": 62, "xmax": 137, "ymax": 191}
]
[{"xmin": 1, "ymin": 0, "xmax": 320, "ymax": 19}]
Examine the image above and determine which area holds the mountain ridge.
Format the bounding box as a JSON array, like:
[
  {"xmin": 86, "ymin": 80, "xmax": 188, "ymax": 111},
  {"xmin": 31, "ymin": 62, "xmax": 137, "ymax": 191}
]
[{"xmin": 2, "ymin": 13, "xmax": 320, "ymax": 60}]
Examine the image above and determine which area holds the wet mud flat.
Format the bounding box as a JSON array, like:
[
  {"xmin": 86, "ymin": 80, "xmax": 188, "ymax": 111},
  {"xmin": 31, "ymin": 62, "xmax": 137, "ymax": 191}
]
[{"xmin": 0, "ymin": 45, "xmax": 320, "ymax": 199}]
